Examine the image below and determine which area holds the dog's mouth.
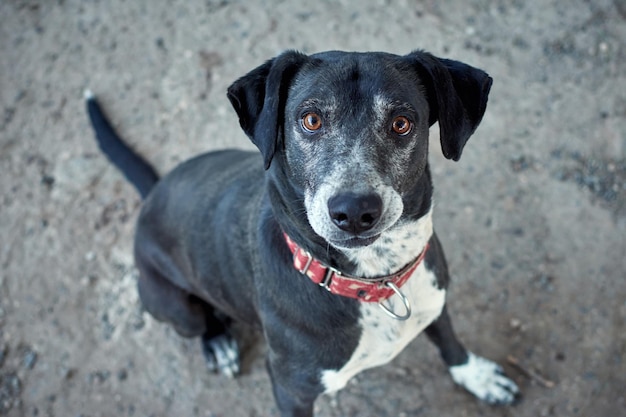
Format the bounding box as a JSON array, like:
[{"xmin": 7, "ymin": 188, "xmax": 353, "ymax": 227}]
[{"xmin": 330, "ymin": 234, "xmax": 380, "ymax": 249}]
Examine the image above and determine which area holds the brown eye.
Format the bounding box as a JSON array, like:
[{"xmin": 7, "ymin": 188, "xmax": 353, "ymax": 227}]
[
  {"xmin": 302, "ymin": 112, "xmax": 322, "ymax": 132},
  {"xmin": 392, "ymin": 116, "xmax": 412, "ymax": 136}
]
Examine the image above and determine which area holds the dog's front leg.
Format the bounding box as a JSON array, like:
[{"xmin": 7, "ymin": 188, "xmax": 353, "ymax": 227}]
[
  {"xmin": 266, "ymin": 356, "xmax": 320, "ymax": 417},
  {"xmin": 425, "ymin": 306, "xmax": 520, "ymax": 405},
  {"xmin": 424, "ymin": 306, "xmax": 469, "ymax": 366}
]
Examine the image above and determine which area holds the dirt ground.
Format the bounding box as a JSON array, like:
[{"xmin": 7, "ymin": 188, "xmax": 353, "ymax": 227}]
[{"xmin": 1, "ymin": 0, "xmax": 625, "ymax": 416}]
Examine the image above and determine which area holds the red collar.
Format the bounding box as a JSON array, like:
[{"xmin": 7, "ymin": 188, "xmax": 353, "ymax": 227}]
[{"xmin": 284, "ymin": 233, "xmax": 429, "ymax": 303}]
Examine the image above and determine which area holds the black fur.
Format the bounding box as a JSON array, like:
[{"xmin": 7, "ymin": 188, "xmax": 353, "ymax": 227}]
[{"xmin": 88, "ymin": 50, "xmax": 516, "ymax": 417}]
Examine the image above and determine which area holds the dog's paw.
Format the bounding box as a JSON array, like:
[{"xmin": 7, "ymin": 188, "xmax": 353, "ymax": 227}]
[
  {"xmin": 201, "ymin": 332, "xmax": 240, "ymax": 378},
  {"xmin": 449, "ymin": 352, "xmax": 519, "ymax": 405}
]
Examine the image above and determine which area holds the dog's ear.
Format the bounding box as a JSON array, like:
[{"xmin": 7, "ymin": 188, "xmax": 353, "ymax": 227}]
[
  {"xmin": 227, "ymin": 51, "xmax": 308, "ymax": 169},
  {"xmin": 407, "ymin": 50, "xmax": 493, "ymax": 161}
]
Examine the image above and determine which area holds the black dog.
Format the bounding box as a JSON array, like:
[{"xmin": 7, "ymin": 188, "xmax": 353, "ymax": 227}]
[{"xmin": 87, "ymin": 49, "xmax": 519, "ymax": 416}]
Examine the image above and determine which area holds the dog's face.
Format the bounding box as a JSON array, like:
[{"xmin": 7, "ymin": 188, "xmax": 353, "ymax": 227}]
[
  {"xmin": 283, "ymin": 53, "xmax": 432, "ymax": 249},
  {"xmin": 227, "ymin": 50, "xmax": 492, "ymax": 250}
]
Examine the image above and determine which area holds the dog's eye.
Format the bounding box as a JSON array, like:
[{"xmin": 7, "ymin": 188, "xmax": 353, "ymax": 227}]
[
  {"xmin": 391, "ymin": 116, "xmax": 412, "ymax": 136},
  {"xmin": 301, "ymin": 112, "xmax": 322, "ymax": 132}
]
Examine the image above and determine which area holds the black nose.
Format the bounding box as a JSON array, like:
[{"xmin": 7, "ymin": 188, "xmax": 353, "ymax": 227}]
[{"xmin": 328, "ymin": 193, "xmax": 383, "ymax": 234}]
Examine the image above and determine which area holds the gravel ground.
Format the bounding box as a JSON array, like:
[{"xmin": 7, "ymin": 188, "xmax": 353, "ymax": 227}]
[{"xmin": 0, "ymin": 1, "xmax": 624, "ymax": 416}]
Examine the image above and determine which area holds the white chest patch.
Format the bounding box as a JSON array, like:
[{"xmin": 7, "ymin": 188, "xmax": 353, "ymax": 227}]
[
  {"xmin": 319, "ymin": 208, "xmax": 445, "ymax": 393},
  {"xmin": 321, "ymin": 263, "xmax": 446, "ymax": 393}
]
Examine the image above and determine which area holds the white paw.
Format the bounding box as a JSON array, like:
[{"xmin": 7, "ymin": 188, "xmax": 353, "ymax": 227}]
[
  {"xmin": 449, "ymin": 352, "xmax": 519, "ymax": 405},
  {"xmin": 202, "ymin": 333, "xmax": 240, "ymax": 378}
]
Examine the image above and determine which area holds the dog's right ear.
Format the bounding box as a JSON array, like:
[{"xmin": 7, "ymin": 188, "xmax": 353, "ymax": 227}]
[{"xmin": 227, "ymin": 51, "xmax": 308, "ymax": 169}]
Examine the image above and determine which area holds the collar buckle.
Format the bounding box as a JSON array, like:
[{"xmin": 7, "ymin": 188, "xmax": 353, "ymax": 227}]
[
  {"xmin": 293, "ymin": 247, "xmax": 314, "ymax": 275},
  {"xmin": 319, "ymin": 267, "xmax": 341, "ymax": 291}
]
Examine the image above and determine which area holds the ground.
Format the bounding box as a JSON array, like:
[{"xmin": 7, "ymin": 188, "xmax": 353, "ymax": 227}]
[{"xmin": 0, "ymin": 1, "xmax": 625, "ymax": 416}]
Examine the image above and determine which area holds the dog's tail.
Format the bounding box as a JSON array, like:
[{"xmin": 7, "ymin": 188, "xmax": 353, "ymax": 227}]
[{"xmin": 85, "ymin": 90, "xmax": 159, "ymax": 199}]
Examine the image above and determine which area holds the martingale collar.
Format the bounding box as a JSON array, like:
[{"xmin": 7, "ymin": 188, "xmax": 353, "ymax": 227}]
[{"xmin": 284, "ymin": 233, "xmax": 429, "ymax": 320}]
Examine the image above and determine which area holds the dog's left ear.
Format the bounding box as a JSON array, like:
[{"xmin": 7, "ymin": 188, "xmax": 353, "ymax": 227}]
[
  {"xmin": 227, "ymin": 50, "xmax": 308, "ymax": 169},
  {"xmin": 407, "ymin": 51, "xmax": 493, "ymax": 161}
]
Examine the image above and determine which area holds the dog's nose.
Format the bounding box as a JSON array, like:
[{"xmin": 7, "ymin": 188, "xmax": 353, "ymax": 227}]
[{"xmin": 328, "ymin": 193, "xmax": 383, "ymax": 234}]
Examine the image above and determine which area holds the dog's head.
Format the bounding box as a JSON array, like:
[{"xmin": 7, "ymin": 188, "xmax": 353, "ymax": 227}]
[{"xmin": 227, "ymin": 50, "xmax": 492, "ymax": 250}]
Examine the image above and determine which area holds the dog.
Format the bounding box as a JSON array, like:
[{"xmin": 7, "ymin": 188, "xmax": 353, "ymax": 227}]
[{"xmin": 87, "ymin": 49, "xmax": 519, "ymax": 416}]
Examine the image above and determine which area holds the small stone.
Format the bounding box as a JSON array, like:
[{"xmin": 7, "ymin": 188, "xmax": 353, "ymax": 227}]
[
  {"xmin": 88, "ymin": 370, "xmax": 111, "ymax": 385},
  {"xmin": 22, "ymin": 349, "xmax": 38, "ymax": 370},
  {"xmin": 41, "ymin": 175, "xmax": 55, "ymax": 189},
  {"xmin": 0, "ymin": 346, "xmax": 7, "ymax": 368},
  {"xmin": 61, "ymin": 368, "xmax": 77, "ymax": 380},
  {"xmin": 599, "ymin": 42, "xmax": 608, "ymax": 53},
  {"xmin": 80, "ymin": 275, "xmax": 98, "ymax": 286},
  {"xmin": 117, "ymin": 368, "xmax": 128, "ymax": 381},
  {"xmin": 510, "ymin": 318, "xmax": 522, "ymax": 329}
]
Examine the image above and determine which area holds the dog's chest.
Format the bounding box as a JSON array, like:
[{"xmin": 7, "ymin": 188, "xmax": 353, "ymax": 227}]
[{"xmin": 321, "ymin": 263, "xmax": 445, "ymax": 393}]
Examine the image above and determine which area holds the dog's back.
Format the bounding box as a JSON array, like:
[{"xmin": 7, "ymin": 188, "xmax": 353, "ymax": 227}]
[{"xmin": 135, "ymin": 149, "xmax": 267, "ymax": 324}]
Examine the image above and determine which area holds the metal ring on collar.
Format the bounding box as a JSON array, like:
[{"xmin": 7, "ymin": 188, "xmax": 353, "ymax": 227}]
[{"xmin": 378, "ymin": 281, "xmax": 412, "ymax": 321}]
